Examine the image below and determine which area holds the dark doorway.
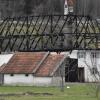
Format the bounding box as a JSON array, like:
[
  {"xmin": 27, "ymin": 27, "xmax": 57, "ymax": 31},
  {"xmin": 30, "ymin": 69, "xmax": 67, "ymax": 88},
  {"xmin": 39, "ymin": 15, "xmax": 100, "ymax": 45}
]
[
  {"xmin": 78, "ymin": 68, "xmax": 84, "ymax": 82},
  {"xmin": 65, "ymin": 58, "xmax": 78, "ymax": 82}
]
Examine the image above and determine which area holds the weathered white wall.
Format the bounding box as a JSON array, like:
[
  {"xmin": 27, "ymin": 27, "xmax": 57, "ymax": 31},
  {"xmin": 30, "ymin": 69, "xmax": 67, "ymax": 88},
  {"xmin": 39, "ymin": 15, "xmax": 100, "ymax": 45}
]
[
  {"xmin": 78, "ymin": 51, "xmax": 100, "ymax": 82},
  {"xmin": 4, "ymin": 74, "xmax": 59, "ymax": 86},
  {"xmin": 68, "ymin": 50, "xmax": 78, "ymax": 59},
  {"xmin": 4, "ymin": 74, "xmax": 34, "ymax": 85},
  {"xmin": 33, "ymin": 77, "xmax": 52, "ymax": 86},
  {"xmin": 68, "ymin": 50, "xmax": 100, "ymax": 82},
  {"xmin": 52, "ymin": 76, "xmax": 65, "ymax": 86}
]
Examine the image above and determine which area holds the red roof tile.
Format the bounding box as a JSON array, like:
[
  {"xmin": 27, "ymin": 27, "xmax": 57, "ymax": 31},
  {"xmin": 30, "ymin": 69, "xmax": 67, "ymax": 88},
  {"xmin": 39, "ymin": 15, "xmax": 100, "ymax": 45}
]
[
  {"xmin": 1, "ymin": 52, "xmax": 65, "ymax": 77},
  {"xmin": 0, "ymin": 64, "xmax": 6, "ymax": 73},
  {"xmin": 36, "ymin": 54, "xmax": 64, "ymax": 77},
  {"xmin": 2, "ymin": 52, "xmax": 46, "ymax": 74}
]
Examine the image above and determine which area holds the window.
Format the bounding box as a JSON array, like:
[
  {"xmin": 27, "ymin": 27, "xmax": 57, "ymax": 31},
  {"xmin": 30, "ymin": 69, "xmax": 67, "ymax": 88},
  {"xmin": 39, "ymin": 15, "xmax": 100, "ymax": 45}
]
[
  {"xmin": 10, "ymin": 74, "xmax": 14, "ymax": 76},
  {"xmin": 91, "ymin": 67, "xmax": 98, "ymax": 74},
  {"xmin": 25, "ymin": 74, "xmax": 29, "ymax": 77},
  {"xmin": 78, "ymin": 51, "xmax": 86, "ymax": 58},
  {"xmin": 91, "ymin": 51, "xmax": 100, "ymax": 58},
  {"xmin": 65, "ymin": 5, "xmax": 68, "ymax": 8}
]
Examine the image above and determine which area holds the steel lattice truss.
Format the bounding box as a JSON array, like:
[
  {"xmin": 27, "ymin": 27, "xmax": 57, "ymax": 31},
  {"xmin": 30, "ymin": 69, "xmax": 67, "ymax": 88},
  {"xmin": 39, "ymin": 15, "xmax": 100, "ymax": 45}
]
[{"xmin": 0, "ymin": 14, "xmax": 100, "ymax": 52}]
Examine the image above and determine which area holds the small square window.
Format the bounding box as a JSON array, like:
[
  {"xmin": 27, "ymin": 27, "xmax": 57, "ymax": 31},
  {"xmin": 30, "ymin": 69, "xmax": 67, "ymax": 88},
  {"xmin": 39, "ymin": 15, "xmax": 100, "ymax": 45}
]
[
  {"xmin": 25, "ymin": 74, "xmax": 29, "ymax": 77},
  {"xmin": 91, "ymin": 67, "xmax": 98, "ymax": 74},
  {"xmin": 78, "ymin": 51, "xmax": 86, "ymax": 58},
  {"xmin": 10, "ymin": 74, "xmax": 14, "ymax": 76},
  {"xmin": 91, "ymin": 51, "xmax": 100, "ymax": 58}
]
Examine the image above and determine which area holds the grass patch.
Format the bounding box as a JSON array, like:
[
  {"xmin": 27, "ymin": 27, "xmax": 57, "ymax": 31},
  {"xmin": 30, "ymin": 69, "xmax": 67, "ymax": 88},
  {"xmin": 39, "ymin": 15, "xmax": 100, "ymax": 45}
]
[{"xmin": 0, "ymin": 83, "xmax": 100, "ymax": 100}]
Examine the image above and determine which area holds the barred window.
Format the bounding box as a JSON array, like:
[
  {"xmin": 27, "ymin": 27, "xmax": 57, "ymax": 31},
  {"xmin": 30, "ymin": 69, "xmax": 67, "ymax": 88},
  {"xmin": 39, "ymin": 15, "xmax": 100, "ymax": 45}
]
[
  {"xmin": 91, "ymin": 51, "xmax": 100, "ymax": 58},
  {"xmin": 91, "ymin": 67, "xmax": 98, "ymax": 74},
  {"xmin": 10, "ymin": 74, "xmax": 14, "ymax": 76},
  {"xmin": 78, "ymin": 51, "xmax": 86, "ymax": 58}
]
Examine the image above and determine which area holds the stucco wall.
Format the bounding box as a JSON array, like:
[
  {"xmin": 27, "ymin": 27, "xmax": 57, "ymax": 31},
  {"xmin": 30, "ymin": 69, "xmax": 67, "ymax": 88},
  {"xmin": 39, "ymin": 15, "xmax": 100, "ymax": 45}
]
[
  {"xmin": 52, "ymin": 76, "xmax": 65, "ymax": 86},
  {"xmin": 33, "ymin": 77, "xmax": 52, "ymax": 86},
  {"xmin": 68, "ymin": 50, "xmax": 100, "ymax": 82},
  {"xmin": 4, "ymin": 74, "xmax": 61, "ymax": 86},
  {"xmin": 78, "ymin": 51, "xmax": 100, "ymax": 82},
  {"xmin": 4, "ymin": 74, "xmax": 34, "ymax": 85},
  {"xmin": 68, "ymin": 50, "xmax": 78, "ymax": 59}
]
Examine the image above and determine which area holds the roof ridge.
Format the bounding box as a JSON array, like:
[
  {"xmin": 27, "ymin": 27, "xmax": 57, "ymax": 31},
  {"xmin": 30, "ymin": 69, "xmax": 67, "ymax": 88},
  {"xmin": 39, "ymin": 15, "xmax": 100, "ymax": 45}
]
[
  {"xmin": 47, "ymin": 55, "xmax": 59, "ymax": 76},
  {"xmin": 33, "ymin": 52, "xmax": 50, "ymax": 73},
  {"xmin": 50, "ymin": 54, "xmax": 68, "ymax": 76}
]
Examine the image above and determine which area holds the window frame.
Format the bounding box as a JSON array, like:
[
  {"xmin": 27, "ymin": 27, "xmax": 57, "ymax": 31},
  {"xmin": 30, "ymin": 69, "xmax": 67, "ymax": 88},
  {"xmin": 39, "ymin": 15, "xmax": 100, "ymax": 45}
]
[
  {"xmin": 91, "ymin": 51, "xmax": 99, "ymax": 58},
  {"xmin": 78, "ymin": 51, "xmax": 86, "ymax": 59},
  {"xmin": 25, "ymin": 74, "xmax": 29, "ymax": 77},
  {"xmin": 10, "ymin": 74, "xmax": 14, "ymax": 76},
  {"xmin": 91, "ymin": 67, "xmax": 98, "ymax": 74}
]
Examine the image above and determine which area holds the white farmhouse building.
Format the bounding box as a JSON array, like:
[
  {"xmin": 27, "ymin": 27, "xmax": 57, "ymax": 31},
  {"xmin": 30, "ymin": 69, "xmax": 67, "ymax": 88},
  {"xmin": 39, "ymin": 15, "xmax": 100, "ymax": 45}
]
[
  {"xmin": 68, "ymin": 50, "xmax": 100, "ymax": 82},
  {"xmin": 0, "ymin": 50, "xmax": 100, "ymax": 86},
  {"xmin": 78, "ymin": 50, "xmax": 100, "ymax": 82},
  {"xmin": 0, "ymin": 53, "xmax": 13, "ymax": 84},
  {"xmin": 0, "ymin": 52, "xmax": 67, "ymax": 86}
]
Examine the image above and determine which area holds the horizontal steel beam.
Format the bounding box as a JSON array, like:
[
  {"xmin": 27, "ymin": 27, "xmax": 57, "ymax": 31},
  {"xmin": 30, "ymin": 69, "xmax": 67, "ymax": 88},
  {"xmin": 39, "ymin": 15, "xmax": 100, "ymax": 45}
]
[{"xmin": 0, "ymin": 14, "xmax": 100, "ymax": 52}]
